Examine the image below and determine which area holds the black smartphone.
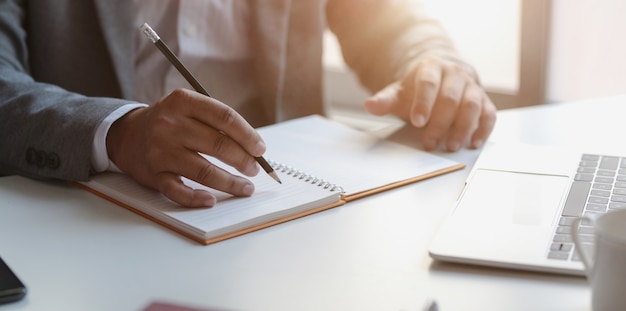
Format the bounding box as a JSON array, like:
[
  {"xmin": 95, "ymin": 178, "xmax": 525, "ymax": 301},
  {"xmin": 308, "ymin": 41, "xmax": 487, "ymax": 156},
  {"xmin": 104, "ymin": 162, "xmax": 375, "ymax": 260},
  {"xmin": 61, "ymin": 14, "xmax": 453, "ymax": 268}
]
[{"xmin": 0, "ymin": 256, "xmax": 26, "ymax": 304}]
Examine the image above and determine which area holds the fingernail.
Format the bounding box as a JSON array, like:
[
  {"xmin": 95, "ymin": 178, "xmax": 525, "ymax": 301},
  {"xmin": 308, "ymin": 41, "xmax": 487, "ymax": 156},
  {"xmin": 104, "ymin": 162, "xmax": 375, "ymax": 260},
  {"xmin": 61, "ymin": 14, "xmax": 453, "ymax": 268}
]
[
  {"xmin": 255, "ymin": 141, "xmax": 267, "ymax": 156},
  {"xmin": 196, "ymin": 195, "xmax": 216, "ymax": 207},
  {"xmin": 251, "ymin": 163, "xmax": 261, "ymax": 176},
  {"xmin": 367, "ymin": 95, "xmax": 381, "ymax": 103},
  {"xmin": 202, "ymin": 198, "xmax": 216, "ymax": 207},
  {"xmin": 412, "ymin": 114, "xmax": 426, "ymax": 127},
  {"xmin": 364, "ymin": 96, "xmax": 387, "ymax": 115},
  {"xmin": 242, "ymin": 182, "xmax": 255, "ymax": 196},
  {"xmin": 472, "ymin": 139, "xmax": 484, "ymax": 149}
]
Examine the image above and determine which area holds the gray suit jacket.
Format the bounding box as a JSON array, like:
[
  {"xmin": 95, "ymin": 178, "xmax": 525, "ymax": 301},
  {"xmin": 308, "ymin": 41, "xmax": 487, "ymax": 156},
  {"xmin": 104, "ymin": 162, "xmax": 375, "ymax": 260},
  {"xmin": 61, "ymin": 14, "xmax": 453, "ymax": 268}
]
[{"xmin": 0, "ymin": 0, "xmax": 456, "ymax": 181}]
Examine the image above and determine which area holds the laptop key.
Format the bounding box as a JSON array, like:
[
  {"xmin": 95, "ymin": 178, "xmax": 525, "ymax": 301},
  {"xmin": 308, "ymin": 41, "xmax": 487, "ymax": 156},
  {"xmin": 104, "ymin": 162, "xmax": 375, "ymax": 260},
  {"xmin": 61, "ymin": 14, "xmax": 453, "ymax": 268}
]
[
  {"xmin": 609, "ymin": 202, "xmax": 626, "ymax": 209},
  {"xmin": 597, "ymin": 170, "xmax": 616, "ymax": 177},
  {"xmin": 575, "ymin": 174, "xmax": 594, "ymax": 182},
  {"xmin": 556, "ymin": 226, "xmax": 572, "ymax": 234},
  {"xmin": 548, "ymin": 251, "xmax": 571, "ymax": 260},
  {"xmin": 550, "ymin": 243, "xmax": 573, "ymax": 252},
  {"xmin": 558, "ymin": 216, "xmax": 577, "ymax": 226},
  {"xmin": 579, "ymin": 160, "xmax": 599, "ymax": 167},
  {"xmin": 599, "ymin": 156, "xmax": 620, "ymax": 170},
  {"xmin": 593, "ymin": 183, "xmax": 612, "ymax": 190},
  {"xmin": 615, "ymin": 181, "xmax": 626, "ymax": 188},
  {"xmin": 582, "ymin": 154, "xmax": 600, "ymax": 161},
  {"xmin": 591, "ymin": 189, "xmax": 611, "ymax": 197},
  {"xmin": 553, "ymin": 234, "xmax": 573, "ymax": 242},
  {"xmin": 562, "ymin": 181, "xmax": 591, "ymax": 216},
  {"xmin": 578, "ymin": 167, "xmax": 596, "ymax": 173},
  {"xmin": 588, "ymin": 196, "xmax": 609, "ymax": 205},
  {"xmin": 595, "ymin": 176, "xmax": 614, "ymax": 184},
  {"xmin": 614, "ymin": 188, "xmax": 626, "ymax": 195},
  {"xmin": 585, "ymin": 203, "xmax": 607, "ymax": 212},
  {"xmin": 611, "ymin": 194, "xmax": 626, "ymax": 203}
]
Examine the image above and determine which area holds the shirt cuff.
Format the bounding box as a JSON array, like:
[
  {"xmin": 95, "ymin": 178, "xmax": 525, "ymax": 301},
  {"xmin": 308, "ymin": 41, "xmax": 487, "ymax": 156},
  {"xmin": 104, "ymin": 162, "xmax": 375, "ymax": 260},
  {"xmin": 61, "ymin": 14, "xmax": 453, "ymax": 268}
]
[{"xmin": 91, "ymin": 104, "xmax": 148, "ymax": 173}]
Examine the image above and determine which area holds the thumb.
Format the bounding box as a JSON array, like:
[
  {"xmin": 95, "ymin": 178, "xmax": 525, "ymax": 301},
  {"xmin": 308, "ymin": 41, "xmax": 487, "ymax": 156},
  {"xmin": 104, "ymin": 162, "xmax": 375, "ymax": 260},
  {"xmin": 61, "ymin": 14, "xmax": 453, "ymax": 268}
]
[{"xmin": 364, "ymin": 82, "xmax": 401, "ymax": 116}]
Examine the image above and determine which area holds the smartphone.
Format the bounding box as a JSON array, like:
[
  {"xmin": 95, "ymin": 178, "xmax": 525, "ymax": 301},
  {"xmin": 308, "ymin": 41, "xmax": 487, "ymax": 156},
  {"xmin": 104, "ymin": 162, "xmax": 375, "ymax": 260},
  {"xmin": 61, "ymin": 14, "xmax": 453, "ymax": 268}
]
[{"xmin": 0, "ymin": 256, "xmax": 26, "ymax": 304}]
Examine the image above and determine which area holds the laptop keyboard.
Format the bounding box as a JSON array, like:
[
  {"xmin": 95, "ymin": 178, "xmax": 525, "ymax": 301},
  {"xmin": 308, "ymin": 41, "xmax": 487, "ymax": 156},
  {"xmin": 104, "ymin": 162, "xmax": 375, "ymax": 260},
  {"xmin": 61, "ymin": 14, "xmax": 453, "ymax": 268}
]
[{"xmin": 548, "ymin": 154, "xmax": 626, "ymax": 261}]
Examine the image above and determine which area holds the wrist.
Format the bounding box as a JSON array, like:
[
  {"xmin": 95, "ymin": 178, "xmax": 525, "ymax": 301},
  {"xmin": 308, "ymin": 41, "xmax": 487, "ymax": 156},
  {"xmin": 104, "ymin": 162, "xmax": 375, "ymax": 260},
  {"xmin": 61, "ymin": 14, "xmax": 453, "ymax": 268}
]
[
  {"xmin": 106, "ymin": 107, "xmax": 143, "ymax": 171},
  {"xmin": 91, "ymin": 104, "xmax": 147, "ymax": 173}
]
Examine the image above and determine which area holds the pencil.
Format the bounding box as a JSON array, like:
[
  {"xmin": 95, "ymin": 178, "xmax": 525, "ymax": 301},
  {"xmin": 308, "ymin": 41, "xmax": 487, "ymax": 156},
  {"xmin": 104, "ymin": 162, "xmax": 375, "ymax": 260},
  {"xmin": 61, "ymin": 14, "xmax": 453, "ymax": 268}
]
[{"xmin": 140, "ymin": 22, "xmax": 282, "ymax": 184}]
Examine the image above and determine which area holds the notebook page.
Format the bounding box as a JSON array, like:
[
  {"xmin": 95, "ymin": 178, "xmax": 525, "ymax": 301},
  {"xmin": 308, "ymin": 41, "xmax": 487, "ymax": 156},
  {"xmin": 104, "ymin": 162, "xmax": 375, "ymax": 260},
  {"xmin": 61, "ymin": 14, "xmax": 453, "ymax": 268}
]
[
  {"xmin": 82, "ymin": 158, "xmax": 341, "ymax": 239},
  {"xmin": 170, "ymin": 164, "xmax": 341, "ymax": 237},
  {"xmin": 258, "ymin": 115, "xmax": 460, "ymax": 196}
]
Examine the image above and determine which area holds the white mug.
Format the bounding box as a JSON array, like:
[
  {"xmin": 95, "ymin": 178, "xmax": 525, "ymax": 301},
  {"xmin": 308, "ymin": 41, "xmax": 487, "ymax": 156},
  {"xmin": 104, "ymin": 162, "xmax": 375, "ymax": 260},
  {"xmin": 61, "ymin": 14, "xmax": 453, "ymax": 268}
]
[{"xmin": 571, "ymin": 209, "xmax": 626, "ymax": 311}]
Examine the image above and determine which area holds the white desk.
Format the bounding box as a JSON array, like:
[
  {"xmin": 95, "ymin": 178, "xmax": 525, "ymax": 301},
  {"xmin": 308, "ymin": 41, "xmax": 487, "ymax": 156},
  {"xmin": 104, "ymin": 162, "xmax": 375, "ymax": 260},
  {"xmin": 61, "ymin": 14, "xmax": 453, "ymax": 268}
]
[{"xmin": 5, "ymin": 95, "xmax": 624, "ymax": 311}]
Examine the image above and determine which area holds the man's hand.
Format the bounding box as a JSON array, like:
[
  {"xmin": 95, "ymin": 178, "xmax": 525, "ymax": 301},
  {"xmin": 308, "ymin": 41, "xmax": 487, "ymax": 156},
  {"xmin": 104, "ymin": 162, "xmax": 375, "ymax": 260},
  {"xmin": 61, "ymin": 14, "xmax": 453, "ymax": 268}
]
[
  {"xmin": 364, "ymin": 55, "xmax": 496, "ymax": 152},
  {"xmin": 106, "ymin": 88, "xmax": 266, "ymax": 208}
]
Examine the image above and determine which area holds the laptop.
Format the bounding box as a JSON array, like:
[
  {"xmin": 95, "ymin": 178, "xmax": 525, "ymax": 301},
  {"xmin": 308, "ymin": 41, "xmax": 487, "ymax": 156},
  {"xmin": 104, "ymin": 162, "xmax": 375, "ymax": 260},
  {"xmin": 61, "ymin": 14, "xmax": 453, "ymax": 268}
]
[{"xmin": 429, "ymin": 142, "xmax": 626, "ymax": 276}]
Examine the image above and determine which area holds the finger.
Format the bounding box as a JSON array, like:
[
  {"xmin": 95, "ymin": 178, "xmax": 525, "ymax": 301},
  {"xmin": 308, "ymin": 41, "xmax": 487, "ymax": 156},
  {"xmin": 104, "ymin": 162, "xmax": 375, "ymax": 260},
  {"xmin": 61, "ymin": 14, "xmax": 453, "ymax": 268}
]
[
  {"xmin": 175, "ymin": 89, "xmax": 267, "ymax": 157},
  {"xmin": 444, "ymin": 84, "xmax": 483, "ymax": 151},
  {"xmin": 198, "ymin": 99, "xmax": 265, "ymax": 157},
  {"xmin": 156, "ymin": 172, "xmax": 218, "ymax": 208},
  {"xmin": 470, "ymin": 95, "xmax": 497, "ymax": 149},
  {"xmin": 409, "ymin": 60, "xmax": 443, "ymax": 127},
  {"xmin": 364, "ymin": 82, "xmax": 401, "ymax": 116},
  {"xmin": 170, "ymin": 152, "xmax": 256, "ymax": 198},
  {"xmin": 421, "ymin": 67, "xmax": 466, "ymax": 150},
  {"xmin": 181, "ymin": 118, "xmax": 260, "ymax": 177}
]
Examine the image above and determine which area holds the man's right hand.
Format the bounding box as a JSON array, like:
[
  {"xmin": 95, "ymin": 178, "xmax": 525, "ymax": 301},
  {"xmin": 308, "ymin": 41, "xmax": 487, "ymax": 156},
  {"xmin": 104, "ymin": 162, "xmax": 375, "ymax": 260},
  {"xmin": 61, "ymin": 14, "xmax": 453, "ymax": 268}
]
[{"xmin": 106, "ymin": 88, "xmax": 266, "ymax": 208}]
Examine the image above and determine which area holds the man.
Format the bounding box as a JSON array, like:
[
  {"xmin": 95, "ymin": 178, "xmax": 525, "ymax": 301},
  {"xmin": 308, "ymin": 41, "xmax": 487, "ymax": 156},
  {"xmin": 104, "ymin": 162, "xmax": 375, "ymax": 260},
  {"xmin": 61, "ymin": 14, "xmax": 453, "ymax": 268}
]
[{"xmin": 0, "ymin": 0, "xmax": 495, "ymax": 207}]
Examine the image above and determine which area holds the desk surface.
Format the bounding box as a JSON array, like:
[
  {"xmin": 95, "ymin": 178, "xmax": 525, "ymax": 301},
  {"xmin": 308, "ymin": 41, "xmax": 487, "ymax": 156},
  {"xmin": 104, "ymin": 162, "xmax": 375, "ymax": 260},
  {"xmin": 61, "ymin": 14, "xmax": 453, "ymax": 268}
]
[{"xmin": 4, "ymin": 95, "xmax": 624, "ymax": 311}]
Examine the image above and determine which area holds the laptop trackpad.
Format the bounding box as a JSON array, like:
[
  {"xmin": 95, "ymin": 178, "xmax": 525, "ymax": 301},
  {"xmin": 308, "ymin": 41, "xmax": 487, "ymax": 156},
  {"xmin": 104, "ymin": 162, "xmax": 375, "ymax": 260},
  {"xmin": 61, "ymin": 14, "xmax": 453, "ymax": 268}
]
[{"xmin": 455, "ymin": 169, "xmax": 570, "ymax": 227}]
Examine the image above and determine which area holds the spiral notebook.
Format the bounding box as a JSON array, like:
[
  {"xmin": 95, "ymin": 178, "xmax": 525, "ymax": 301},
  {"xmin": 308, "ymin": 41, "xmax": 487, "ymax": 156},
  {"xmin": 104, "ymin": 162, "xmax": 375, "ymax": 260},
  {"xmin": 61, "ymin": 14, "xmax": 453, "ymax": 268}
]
[{"xmin": 78, "ymin": 115, "xmax": 464, "ymax": 245}]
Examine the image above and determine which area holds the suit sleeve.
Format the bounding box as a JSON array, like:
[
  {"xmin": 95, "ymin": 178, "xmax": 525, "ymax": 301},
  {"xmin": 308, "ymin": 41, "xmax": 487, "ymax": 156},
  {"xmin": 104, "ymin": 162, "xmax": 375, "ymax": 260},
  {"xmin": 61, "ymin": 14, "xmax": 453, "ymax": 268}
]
[{"xmin": 0, "ymin": 0, "xmax": 133, "ymax": 181}]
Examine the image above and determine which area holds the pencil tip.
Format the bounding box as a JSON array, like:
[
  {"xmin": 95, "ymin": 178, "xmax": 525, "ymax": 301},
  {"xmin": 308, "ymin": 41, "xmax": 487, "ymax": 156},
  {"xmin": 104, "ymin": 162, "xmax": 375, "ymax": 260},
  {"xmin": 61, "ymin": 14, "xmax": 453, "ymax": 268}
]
[{"xmin": 269, "ymin": 172, "xmax": 282, "ymax": 184}]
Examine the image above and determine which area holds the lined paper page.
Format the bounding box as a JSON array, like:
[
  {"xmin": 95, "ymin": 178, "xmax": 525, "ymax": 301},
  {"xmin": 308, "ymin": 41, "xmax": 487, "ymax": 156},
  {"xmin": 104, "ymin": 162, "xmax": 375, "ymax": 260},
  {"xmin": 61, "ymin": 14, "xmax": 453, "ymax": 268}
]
[
  {"xmin": 258, "ymin": 115, "xmax": 460, "ymax": 196},
  {"xmin": 171, "ymin": 162, "xmax": 341, "ymax": 237},
  {"xmin": 83, "ymin": 159, "xmax": 340, "ymax": 240}
]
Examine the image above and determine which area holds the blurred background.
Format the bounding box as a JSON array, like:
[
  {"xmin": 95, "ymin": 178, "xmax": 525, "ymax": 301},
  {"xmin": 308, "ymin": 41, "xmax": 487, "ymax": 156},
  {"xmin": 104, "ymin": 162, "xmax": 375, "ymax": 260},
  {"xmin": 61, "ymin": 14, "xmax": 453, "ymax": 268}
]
[{"xmin": 324, "ymin": 0, "xmax": 626, "ymax": 122}]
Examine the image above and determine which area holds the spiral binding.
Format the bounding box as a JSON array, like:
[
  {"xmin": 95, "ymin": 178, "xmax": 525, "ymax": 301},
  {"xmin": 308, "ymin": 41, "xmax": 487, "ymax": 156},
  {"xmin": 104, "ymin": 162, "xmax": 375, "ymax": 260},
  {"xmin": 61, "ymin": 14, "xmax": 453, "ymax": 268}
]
[{"xmin": 267, "ymin": 159, "xmax": 345, "ymax": 194}]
